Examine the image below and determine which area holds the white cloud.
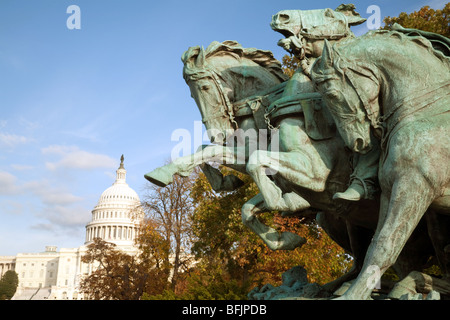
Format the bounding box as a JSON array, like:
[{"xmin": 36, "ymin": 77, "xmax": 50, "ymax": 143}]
[
  {"xmin": 18, "ymin": 117, "xmax": 41, "ymax": 131},
  {"xmin": 41, "ymin": 145, "xmax": 77, "ymax": 155},
  {"xmin": 23, "ymin": 180, "xmax": 83, "ymax": 206},
  {"xmin": 0, "ymin": 173, "xmax": 83, "ymax": 204},
  {"xmin": 30, "ymin": 223, "xmax": 55, "ymax": 232},
  {"xmin": 35, "ymin": 204, "xmax": 91, "ymax": 229},
  {"xmin": 0, "ymin": 171, "xmax": 20, "ymax": 194},
  {"xmin": 40, "ymin": 191, "xmax": 83, "ymax": 206},
  {"xmin": 1, "ymin": 200, "xmax": 24, "ymax": 215},
  {"xmin": 0, "ymin": 132, "xmax": 31, "ymax": 148},
  {"xmin": 0, "ymin": 171, "xmax": 87, "ymax": 224},
  {"xmin": 11, "ymin": 164, "xmax": 34, "ymax": 171},
  {"xmin": 42, "ymin": 145, "xmax": 116, "ymax": 171}
]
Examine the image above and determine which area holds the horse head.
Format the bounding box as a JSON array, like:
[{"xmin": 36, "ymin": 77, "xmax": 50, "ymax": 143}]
[
  {"xmin": 312, "ymin": 30, "xmax": 450, "ymax": 155},
  {"xmin": 271, "ymin": 5, "xmax": 366, "ymax": 58},
  {"xmin": 311, "ymin": 40, "xmax": 381, "ymax": 154},
  {"xmin": 182, "ymin": 41, "xmax": 287, "ymax": 145}
]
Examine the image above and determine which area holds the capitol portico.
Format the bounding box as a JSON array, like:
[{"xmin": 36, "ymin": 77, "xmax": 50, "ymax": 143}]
[{"xmin": 2, "ymin": 155, "xmax": 144, "ymax": 300}]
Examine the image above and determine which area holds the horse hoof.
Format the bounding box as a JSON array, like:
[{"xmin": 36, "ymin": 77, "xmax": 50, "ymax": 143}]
[
  {"xmin": 279, "ymin": 232, "xmax": 306, "ymax": 250},
  {"xmin": 144, "ymin": 166, "xmax": 175, "ymax": 187},
  {"xmin": 283, "ymin": 192, "xmax": 311, "ymax": 211}
]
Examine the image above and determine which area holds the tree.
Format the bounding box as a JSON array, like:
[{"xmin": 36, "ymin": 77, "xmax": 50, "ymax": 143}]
[
  {"xmin": 146, "ymin": 165, "xmax": 351, "ymax": 300},
  {"xmin": 79, "ymin": 238, "xmax": 168, "ymax": 300},
  {"xmin": 142, "ymin": 170, "xmax": 197, "ymax": 292},
  {"xmin": 187, "ymin": 168, "xmax": 351, "ymax": 295},
  {"xmin": 280, "ymin": 55, "xmax": 301, "ymax": 78},
  {"xmin": 383, "ymin": 3, "xmax": 450, "ymax": 37},
  {"xmin": 0, "ymin": 270, "xmax": 19, "ymax": 300}
]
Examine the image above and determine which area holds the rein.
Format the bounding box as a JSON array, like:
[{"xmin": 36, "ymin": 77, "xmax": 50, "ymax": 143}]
[
  {"xmin": 343, "ymin": 67, "xmax": 383, "ymax": 137},
  {"xmin": 195, "ymin": 66, "xmax": 239, "ymax": 129},
  {"xmin": 379, "ymin": 80, "xmax": 450, "ymax": 149},
  {"xmin": 345, "ymin": 67, "xmax": 450, "ymax": 149},
  {"xmin": 197, "ymin": 65, "xmax": 287, "ymax": 131},
  {"xmin": 233, "ymin": 82, "xmax": 287, "ymax": 130}
]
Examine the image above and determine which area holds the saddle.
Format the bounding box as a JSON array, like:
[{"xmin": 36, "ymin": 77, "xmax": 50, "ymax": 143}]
[{"xmin": 267, "ymin": 92, "xmax": 336, "ymax": 140}]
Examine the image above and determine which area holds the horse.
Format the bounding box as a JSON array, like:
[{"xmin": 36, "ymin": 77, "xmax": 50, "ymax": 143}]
[
  {"xmin": 144, "ymin": 40, "xmax": 436, "ymax": 295},
  {"xmin": 146, "ymin": 40, "xmax": 309, "ymax": 250},
  {"xmin": 311, "ymin": 29, "xmax": 450, "ymax": 299}
]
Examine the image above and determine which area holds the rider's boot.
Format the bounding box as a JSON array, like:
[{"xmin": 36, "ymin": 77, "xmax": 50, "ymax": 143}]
[
  {"xmin": 333, "ymin": 179, "xmax": 367, "ymax": 201},
  {"xmin": 334, "ymin": 135, "xmax": 381, "ymax": 202}
]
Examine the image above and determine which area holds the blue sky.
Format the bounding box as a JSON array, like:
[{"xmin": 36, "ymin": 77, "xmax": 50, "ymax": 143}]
[{"xmin": 0, "ymin": 0, "xmax": 446, "ymax": 256}]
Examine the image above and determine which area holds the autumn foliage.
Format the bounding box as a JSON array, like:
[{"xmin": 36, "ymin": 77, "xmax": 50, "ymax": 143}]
[
  {"xmin": 189, "ymin": 169, "xmax": 350, "ymax": 291},
  {"xmin": 79, "ymin": 238, "xmax": 169, "ymax": 300},
  {"xmin": 383, "ymin": 3, "xmax": 450, "ymax": 37}
]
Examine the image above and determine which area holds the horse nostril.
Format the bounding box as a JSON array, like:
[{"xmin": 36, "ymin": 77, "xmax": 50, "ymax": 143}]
[
  {"xmin": 216, "ymin": 133, "xmax": 225, "ymax": 143},
  {"xmin": 354, "ymin": 138, "xmax": 371, "ymax": 154},
  {"xmin": 279, "ymin": 13, "xmax": 290, "ymax": 24},
  {"xmin": 272, "ymin": 13, "xmax": 290, "ymax": 27},
  {"xmin": 354, "ymin": 138, "xmax": 365, "ymax": 151},
  {"xmin": 211, "ymin": 132, "xmax": 225, "ymax": 144}
]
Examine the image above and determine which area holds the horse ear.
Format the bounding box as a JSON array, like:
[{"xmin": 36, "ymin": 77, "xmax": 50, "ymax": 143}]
[
  {"xmin": 196, "ymin": 46, "xmax": 206, "ymax": 68},
  {"xmin": 322, "ymin": 39, "xmax": 334, "ymax": 67},
  {"xmin": 335, "ymin": 4, "xmax": 366, "ymax": 26}
]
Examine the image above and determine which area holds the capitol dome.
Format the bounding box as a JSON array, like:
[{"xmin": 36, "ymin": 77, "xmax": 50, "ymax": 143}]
[{"xmin": 85, "ymin": 155, "xmax": 144, "ymax": 248}]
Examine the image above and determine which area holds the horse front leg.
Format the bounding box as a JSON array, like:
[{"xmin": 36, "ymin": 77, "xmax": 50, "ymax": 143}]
[
  {"xmin": 246, "ymin": 149, "xmax": 328, "ymax": 212},
  {"xmin": 338, "ymin": 176, "xmax": 436, "ymax": 300},
  {"xmin": 242, "ymin": 193, "xmax": 306, "ymax": 250},
  {"xmin": 144, "ymin": 144, "xmax": 238, "ymax": 187},
  {"xmin": 199, "ymin": 163, "xmax": 245, "ymax": 192}
]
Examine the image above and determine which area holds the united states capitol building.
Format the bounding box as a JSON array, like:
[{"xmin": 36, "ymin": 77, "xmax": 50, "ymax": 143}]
[{"xmin": 0, "ymin": 156, "xmax": 144, "ymax": 300}]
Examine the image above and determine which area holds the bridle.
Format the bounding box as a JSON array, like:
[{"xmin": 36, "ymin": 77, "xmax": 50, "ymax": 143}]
[
  {"xmin": 189, "ymin": 66, "xmax": 239, "ymax": 130},
  {"xmin": 316, "ymin": 60, "xmax": 384, "ymax": 140},
  {"xmin": 188, "ymin": 60, "xmax": 287, "ymax": 133},
  {"xmin": 342, "ymin": 64, "xmax": 383, "ymax": 135}
]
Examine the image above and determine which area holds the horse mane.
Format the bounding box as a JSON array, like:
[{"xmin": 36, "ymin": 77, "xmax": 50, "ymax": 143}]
[
  {"xmin": 336, "ymin": 29, "xmax": 450, "ymax": 68},
  {"xmin": 312, "ymin": 29, "xmax": 450, "ymax": 83},
  {"xmin": 182, "ymin": 40, "xmax": 288, "ymax": 82}
]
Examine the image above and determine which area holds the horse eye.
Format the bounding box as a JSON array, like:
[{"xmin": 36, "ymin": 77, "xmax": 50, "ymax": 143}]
[{"xmin": 200, "ymin": 84, "xmax": 211, "ymax": 91}]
